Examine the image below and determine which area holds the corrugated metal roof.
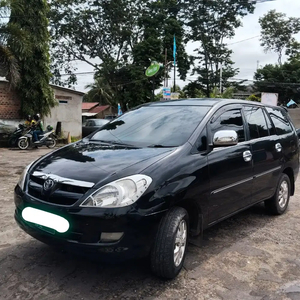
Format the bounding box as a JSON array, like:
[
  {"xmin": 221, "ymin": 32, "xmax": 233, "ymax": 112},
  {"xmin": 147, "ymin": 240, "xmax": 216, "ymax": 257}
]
[
  {"xmin": 82, "ymin": 102, "xmax": 99, "ymax": 110},
  {"xmin": 89, "ymin": 105, "xmax": 110, "ymax": 114}
]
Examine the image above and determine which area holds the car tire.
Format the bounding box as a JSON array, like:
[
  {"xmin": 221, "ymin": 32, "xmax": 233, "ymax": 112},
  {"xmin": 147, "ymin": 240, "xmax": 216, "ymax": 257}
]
[
  {"xmin": 150, "ymin": 207, "xmax": 189, "ymax": 279},
  {"xmin": 264, "ymin": 174, "xmax": 291, "ymax": 215},
  {"xmin": 18, "ymin": 138, "xmax": 29, "ymax": 150}
]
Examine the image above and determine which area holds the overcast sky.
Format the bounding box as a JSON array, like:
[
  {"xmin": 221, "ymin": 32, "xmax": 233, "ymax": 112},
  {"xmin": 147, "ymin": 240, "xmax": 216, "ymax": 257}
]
[{"xmin": 72, "ymin": 0, "xmax": 300, "ymax": 92}]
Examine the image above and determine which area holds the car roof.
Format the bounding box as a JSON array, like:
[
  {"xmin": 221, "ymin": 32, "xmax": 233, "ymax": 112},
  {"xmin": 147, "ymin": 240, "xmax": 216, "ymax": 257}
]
[{"xmin": 147, "ymin": 98, "xmax": 268, "ymax": 107}]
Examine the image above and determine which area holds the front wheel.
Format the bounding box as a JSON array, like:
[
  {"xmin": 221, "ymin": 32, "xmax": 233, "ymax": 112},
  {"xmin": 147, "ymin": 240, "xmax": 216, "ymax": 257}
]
[
  {"xmin": 151, "ymin": 207, "xmax": 189, "ymax": 279},
  {"xmin": 46, "ymin": 138, "xmax": 56, "ymax": 148},
  {"xmin": 18, "ymin": 138, "xmax": 29, "ymax": 150},
  {"xmin": 265, "ymin": 174, "xmax": 291, "ymax": 215}
]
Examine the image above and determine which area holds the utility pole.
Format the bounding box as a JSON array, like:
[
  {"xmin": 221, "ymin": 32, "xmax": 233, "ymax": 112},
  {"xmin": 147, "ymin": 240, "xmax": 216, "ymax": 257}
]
[
  {"xmin": 257, "ymin": 60, "xmax": 259, "ymax": 71},
  {"xmin": 164, "ymin": 48, "xmax": 167, "ymax": 87},
  {"xmin": 219, "ymin": 63, "xmax": 223, "ymax": 94},
  {"xmin": 173, "ymin": 64, "xmax": 176, "ymax": 92}
]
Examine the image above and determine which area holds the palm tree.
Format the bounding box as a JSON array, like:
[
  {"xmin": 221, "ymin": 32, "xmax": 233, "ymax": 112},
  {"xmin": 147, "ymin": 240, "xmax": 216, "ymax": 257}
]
[{"xmin": 84, "ymin": 76, "xmax": 115, "ymax": 105}]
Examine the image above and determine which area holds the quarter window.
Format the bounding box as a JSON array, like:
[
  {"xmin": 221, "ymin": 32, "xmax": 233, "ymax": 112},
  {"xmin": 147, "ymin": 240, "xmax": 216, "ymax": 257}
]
[
  {"xmin": 243, "ymin": 106, "xmax": 269, "ymax": 139},
  {"xmin": 210, "ymin": 109, "xmax": 245, "ymax": 142},
  {"xmin": 265, "ymin": 107, "xmax": 292, "ymax": 135}
]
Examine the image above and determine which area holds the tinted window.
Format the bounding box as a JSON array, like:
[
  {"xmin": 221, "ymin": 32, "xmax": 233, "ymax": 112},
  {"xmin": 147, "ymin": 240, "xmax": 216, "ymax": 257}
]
[
  {"xmin": 262, "ymin": 109, "xmax": 276, "ymax": 135},
  {"xmin": 265, "ymin": 107, "xmax": 292, "ymax": 135},
  {"xmin": 244, "ymin": 106, "xmax": 269, "ymax": 139},
  {"xmin": 210, "ymin": 109, "xmax": 245, "ymax": 142},
  {"xmin": 91, "ymin": 105, "xmax": 211, "ymax": 147}
]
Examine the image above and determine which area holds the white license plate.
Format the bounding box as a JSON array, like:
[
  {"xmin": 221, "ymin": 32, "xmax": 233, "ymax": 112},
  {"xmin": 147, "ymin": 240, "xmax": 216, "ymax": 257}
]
[{"xmin": 22, "ymin": 207, "xmax": 69, "ymax": 233}]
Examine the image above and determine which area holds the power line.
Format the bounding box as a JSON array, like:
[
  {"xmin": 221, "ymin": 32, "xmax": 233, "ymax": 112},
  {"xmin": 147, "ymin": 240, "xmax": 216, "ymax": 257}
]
[{"xmin": 227, "ymin": 35, "xmax": 260, "ymax": 45}]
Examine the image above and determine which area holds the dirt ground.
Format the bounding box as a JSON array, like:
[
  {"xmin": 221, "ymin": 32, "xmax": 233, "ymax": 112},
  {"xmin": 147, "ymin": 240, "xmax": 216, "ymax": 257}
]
[{"xmin": 1, "ymin": 147, "xmax": 300, "ymax": 300}]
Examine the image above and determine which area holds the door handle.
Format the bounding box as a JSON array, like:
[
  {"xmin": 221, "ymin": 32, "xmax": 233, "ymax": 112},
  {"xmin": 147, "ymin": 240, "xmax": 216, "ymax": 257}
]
[
  {"xmin": 243, "ymin": 150, "xmax": 252, "ymax": 162},
  {"xmin": 275, "ymin": 143, "xmax": 282, "ymax": 153}
]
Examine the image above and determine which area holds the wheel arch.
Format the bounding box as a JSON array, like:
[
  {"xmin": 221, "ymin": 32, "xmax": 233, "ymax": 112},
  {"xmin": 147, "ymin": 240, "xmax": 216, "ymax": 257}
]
[
  {"xmin": 282, "ymin": 167, "xmax": 295, "ymax": 196},
  {"xmin": 175, "ymin": 200, "xmax": 203, "ymax": 237}
]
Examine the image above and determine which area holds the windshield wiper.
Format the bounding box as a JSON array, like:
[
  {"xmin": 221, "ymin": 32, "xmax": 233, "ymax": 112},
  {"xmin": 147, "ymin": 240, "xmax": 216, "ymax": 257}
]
[
  {"xmin": 109, "ymin": 140, "xmax": 138, "ymax": 147},
  {"xmin": 147, "ymin": 144, "xmax": 175, "ymax": 148}
]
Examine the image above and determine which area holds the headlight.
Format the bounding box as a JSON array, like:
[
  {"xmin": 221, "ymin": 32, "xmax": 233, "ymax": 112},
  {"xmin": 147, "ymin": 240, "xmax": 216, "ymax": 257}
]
[
  {"xmin": 80, "ymin": 174, "xmax": 152, "ymax": 208},
  {"xmin": 17, "ymin": 161, "xmax": 34, "ymax": 190}
]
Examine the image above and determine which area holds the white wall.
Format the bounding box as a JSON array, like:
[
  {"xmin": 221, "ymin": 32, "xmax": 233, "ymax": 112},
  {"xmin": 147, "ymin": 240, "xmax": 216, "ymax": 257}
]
[{"xmin": 43, "ymin": 88, "xmax": 83, "ymax": 138}]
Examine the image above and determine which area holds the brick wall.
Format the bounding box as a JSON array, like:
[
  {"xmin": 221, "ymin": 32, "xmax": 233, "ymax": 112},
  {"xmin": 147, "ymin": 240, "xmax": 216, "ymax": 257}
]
[{"xmin": 0, "ymin": 82, "xmax": 21, "ymax": 119}]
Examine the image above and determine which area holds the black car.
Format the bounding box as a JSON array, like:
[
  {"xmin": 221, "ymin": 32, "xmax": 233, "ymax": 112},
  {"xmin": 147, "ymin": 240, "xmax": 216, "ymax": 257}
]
[
  {"xmin": 14, "ymin": 99, "xmax": 299, "ymax": 279},
  {"xmin": 0, "ymin": 121, "xmax": 17, "ymax": 145},
  {"xmin": 82, "ymin": 118, "xmax": 109, "ymax": 137}
]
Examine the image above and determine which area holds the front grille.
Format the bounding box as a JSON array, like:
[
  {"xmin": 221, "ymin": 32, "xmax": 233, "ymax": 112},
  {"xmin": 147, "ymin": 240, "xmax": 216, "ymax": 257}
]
[{"xmin": 27, "ymin": 175, "xmax": 90, "ymax": 206}]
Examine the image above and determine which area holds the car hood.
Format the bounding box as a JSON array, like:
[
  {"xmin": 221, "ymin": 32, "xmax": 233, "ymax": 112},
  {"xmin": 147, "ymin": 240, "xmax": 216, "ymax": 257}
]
[{"xmin": 31, "ymin": 142, "xmax": 175, "ymax": 185}]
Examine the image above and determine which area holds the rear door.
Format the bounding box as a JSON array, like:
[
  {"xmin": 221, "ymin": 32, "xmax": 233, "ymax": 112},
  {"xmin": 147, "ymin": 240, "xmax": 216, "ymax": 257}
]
[
  {"xmin": 243, "ymin": 105, "xmax": 282, "ymax": 202},
  {"xmin": 208, "ymin": 105, "xmax": 253, "ymax": 224}
]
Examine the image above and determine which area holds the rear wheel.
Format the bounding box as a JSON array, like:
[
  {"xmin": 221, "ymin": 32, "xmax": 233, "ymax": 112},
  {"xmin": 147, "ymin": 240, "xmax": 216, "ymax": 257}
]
[
  {"xmin": 265, "ymin": 174, "xmax": 291, "ymax": 215},
  {"xmin": 151, "ymin": 207, "xmax": 189, "ymax": 279},
  {"xmin": 18, "ymin": 138, "xmax": 29, "ymax": 150},
  {"xmin": 46, "ymin": 138, "xmax": 56, "ymax": 148}
]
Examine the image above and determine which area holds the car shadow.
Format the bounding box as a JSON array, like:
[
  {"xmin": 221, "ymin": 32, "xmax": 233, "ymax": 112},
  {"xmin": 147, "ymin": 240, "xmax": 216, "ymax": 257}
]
[
  {"xmin": 0, "ymin": 202, "xmax": 287, "ymax": 299},
  {"xmin": 184, "ymin": 202, "xmax": 279, "ymax": 270}
]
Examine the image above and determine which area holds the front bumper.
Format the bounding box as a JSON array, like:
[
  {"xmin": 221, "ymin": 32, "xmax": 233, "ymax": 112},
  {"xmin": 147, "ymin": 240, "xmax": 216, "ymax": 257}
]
[{"xmin": 14, "ymin": 186, "xmax": 165, "ymax": 261}]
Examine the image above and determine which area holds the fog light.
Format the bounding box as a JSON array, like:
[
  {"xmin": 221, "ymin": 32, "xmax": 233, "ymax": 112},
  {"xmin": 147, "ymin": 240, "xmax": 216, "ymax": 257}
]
[{"xmin": 100, "ymin": 232, "xmax": 124, "ymax": 242}]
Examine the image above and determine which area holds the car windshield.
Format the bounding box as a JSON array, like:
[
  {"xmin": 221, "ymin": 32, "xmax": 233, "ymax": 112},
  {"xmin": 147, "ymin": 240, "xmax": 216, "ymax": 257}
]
[{"xmin": 90, "ymin": 105, "xmax": 210, "ymax": 147}]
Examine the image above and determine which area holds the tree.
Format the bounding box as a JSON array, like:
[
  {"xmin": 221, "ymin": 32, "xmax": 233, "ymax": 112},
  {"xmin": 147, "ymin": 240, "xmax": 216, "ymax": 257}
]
[
  {"xmin": 254, "ymin": 58, "xmax": 300, "ymax": 103},
  {"xmin": 83, "ymin": 77, "xmax": 114, "ymax": 104},
  {"xmin": 49, "ymin": 0, "xmax": 190, "ymax": 112},
  {"xmin": 0, "ymin": 0, "xmax": 31, "ymax": 87},
  {"xmin": 259, "ymin": 10, "xmax": 300, "ymax": 64},
  {"xmin": 8, "ymin": 0, "xmax": 56, "ymax": 116},
  {"xmin": 184, "ymin": 0, "xmax": 255, "ymax": 96}
]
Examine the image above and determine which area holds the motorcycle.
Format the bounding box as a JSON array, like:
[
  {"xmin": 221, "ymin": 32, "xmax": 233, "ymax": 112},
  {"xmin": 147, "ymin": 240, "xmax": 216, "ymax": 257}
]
[
  {"xmin": 8, "ymin": 124, "xmax": 26, "ymax": 147},
  {"xmin": 17, "ymin": 125, "xmax": 57, "ymax": 150}
]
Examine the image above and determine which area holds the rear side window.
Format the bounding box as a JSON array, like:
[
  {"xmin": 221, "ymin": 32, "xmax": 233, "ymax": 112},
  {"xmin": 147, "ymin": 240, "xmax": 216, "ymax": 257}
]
[
  {"xmin": 265, "ymin": 107, "xmax": 292, "ymax": 135},
  {"xmin": 210, "ymin": 109, "xmax": 245, "ymax": 142},
  {"xmin": 243, "ymin": 106, "xmax": 269, "ymax": 139},
  {"xmin": 262, "ymin": 109, "xmax": 276, "ymax": 136}
]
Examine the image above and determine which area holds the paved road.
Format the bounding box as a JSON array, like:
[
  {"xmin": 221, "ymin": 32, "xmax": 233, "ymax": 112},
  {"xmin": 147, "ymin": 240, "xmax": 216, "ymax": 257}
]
[{"xmin": 1, "ymin": 147, "xmax": 300, "ymax": 300}]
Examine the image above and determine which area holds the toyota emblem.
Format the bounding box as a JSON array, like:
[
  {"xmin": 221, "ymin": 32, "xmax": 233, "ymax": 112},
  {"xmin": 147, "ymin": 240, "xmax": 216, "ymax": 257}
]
[{"xmin": 43, "ymin": 178, "xmax": 55, "ymax": 191}]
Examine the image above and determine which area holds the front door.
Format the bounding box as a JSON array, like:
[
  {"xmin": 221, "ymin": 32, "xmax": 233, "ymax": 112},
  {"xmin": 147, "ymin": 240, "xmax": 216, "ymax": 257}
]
[{"xmin": 208, "ymin": 106, "xmax": 253, "ymax": 224}]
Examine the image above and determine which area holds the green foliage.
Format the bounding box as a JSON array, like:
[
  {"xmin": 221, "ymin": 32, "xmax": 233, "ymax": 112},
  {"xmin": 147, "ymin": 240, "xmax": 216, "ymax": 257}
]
[
  {"xmin": 259, "ymin": 10, "xmax": 300, "ymax": 64},
  {"xmin": 83, "ymin": 77, "xmax": 114, "ymax": 104},
  {"xmin": 184, "ymin": 0, "xmax": 255, "ymax": 96},
  {"xmin": 0, "ymin": 0, "xmax": 32, "ymax": 86},
  {"xmin": 246, "ymin": 94, "xmax": 261, "ymax": 102},
  {"xmin": 8, "ymin": 0, "xmax": 56, "ymax": 117},
  {"xmin": 254, "ymin": 58, "xmax": 300, "ymax": 103},
  {"xmin": 49, "ymin": 0, "xmax": 189, "ymax": 112},
  {"xmin": 71, "ymin": 136, "xmax": 80, "ymax": 143},
  {"xmin": 209, "ymin": 87, "xmax": 235, "ymax": 99}
]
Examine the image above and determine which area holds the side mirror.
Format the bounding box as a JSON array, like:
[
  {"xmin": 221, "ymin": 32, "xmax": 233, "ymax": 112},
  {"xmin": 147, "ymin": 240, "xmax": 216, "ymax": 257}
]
[{"xmin": 213, "ymin": 130, "xmax": 238, "ymax": 147}]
